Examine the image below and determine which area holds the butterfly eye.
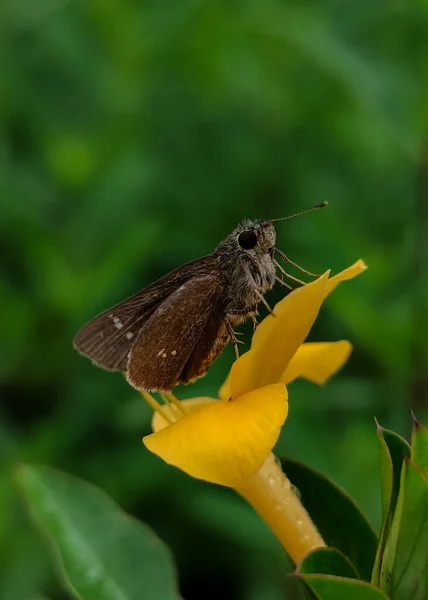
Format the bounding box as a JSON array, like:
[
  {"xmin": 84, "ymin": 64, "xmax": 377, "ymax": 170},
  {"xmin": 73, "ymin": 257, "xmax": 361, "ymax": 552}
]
[{"xmin": 238, "ymin": 230, "xmax": 257, "ymax": 250}]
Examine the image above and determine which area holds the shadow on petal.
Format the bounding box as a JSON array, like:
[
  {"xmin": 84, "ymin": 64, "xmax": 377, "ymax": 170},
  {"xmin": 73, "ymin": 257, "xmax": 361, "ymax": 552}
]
[{"xmin": 152, "ymin": 397, "xmax": 217, "ymax": 432}]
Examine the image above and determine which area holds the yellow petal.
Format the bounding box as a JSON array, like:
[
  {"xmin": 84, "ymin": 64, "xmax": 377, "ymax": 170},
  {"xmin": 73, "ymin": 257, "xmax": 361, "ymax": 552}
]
[
  {"xmin": 229, "ymin": 272, "xmax": 330, "ymax": 398},
  {"xmin": 152, "ymin": 397, "xmax": 217, "ymax": 432},
  {"xmin": 281, "ymin": 340, "xmax": 352, "ymax": 385},
  {"xmin": 218, "ymin": 373, "xmax": 231, "ymax": 401},
  {"xmin": 144, "ymin": 383, "xmax": 288, "ymax": 487},
  {"xmin": 326, "ymin": 259, "xmax": 367, "ymax": 296}
]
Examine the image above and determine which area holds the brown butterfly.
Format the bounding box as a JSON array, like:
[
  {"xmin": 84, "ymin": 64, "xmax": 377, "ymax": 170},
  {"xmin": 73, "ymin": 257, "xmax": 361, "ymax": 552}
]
[{"xmin": 74, "ymin": 203, "xmax": 326, "ymax": 391}]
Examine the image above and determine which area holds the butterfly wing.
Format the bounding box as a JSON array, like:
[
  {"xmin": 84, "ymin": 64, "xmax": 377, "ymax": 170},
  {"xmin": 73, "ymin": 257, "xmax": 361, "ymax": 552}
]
[
  {"xmin": 180, "ymin": 319, "xmax": 229, "ymax": 385},
  {"xmin": 127, "ymin": 274, "xmax": 227, "ymax": 391},
  {"xmin": 73, "ymin": 256, "xmax": 217, "ymax": 371}
]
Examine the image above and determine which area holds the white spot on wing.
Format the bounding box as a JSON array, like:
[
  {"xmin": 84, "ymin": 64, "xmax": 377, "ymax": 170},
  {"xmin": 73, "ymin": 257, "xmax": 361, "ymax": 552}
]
[
  {"xmin": 171, "ymin": 350, "xmax": 177, "ymax": 356},
  {"xmin": 157, "ymin": 348, "xmax": 165, "ymax": 357},
  {"xmin": 113, "ymin": 316, "xmax": 123, "ymax": 330},
  {"xmin": 126, "ymin": 332, "xmax": 133, "ymax": 340},
  {"xmin": 162, "ymin": 353, "xmax": 167, "ymax": 358}
]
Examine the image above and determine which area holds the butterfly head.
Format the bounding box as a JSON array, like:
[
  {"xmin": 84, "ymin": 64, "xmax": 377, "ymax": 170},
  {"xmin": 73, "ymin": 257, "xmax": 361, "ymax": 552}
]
[{"xmin": 234, "ymin": 219, "xmax": 276, "ymax": 257}]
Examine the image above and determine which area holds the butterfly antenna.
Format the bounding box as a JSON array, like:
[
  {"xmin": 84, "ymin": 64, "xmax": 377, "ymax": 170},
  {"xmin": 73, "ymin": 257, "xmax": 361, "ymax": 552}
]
[{"xmin": 269, "ymin": 202, "xmax": 328, "ymax": 223}]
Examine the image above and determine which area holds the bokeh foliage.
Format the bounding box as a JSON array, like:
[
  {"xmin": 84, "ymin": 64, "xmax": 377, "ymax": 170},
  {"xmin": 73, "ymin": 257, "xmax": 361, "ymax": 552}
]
[{"xmin": 0, "ymin": 0, "xmax": 427, "ymax": 598}]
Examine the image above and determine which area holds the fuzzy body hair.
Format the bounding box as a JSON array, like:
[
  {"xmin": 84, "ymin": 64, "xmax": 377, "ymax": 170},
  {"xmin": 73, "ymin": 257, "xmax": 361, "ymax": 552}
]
[{"xmin": 213, "ymin": 219, "xmax": 277, "ymax": 325}]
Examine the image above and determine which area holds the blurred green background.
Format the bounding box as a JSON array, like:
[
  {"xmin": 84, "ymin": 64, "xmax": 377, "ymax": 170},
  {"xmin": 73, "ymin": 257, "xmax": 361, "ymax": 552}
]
[{"xmin": 1, "ymin": 0, "xmax": 427, "ymax": 598}]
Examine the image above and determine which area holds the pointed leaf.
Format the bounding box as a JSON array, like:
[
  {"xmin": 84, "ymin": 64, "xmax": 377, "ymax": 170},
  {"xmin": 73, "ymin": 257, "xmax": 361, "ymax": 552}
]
[
  {"xmin": 372, "ymin": 424, "xmax": 410, "ymax": 587},
  {"xmin": 17, "ymin": 465, "xmax": 180, "ymax": 600},
  {"xmin": 281, "ymin": 458, "xmax": 377, "ymax": 581},
  {"xmin": 411, "ymin": 416, "xmax": 428, "ymax": 474},
  {"xmin": 297, "ymin": 547, "xmax": 359, "ymax": 579},
  {"xmin": 298, "ymin": 574, "xmax": 391, "ymax": 600},
  {"xmin": 377, "ymin": 425, "xmax": 411, "ymax": 521},
  {"xmin": 387, "ymin": 459, "xmax": 428, "ymax": 600}
]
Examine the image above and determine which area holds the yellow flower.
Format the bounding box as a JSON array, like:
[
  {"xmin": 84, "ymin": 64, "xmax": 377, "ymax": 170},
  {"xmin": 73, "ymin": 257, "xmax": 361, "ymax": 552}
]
[
  {"xmin": 140, "ymin": 260, "xmax": 365, "ymax": 563},
  {"xmin": 143, "ymin": 260, "xmax": 366, "ymax": 487}
]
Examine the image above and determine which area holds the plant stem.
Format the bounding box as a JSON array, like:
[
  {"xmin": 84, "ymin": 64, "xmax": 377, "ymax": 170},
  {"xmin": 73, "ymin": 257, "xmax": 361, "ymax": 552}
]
[{"xmin": 236, "ymin": 453, "xmax": 325, "ymax": 564}]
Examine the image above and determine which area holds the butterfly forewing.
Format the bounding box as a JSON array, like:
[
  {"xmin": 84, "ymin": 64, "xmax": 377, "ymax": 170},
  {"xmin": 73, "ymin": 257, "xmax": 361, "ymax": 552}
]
[
  {"xmin": 126, "ymin": 275, "xmax": 227, "ymax": 391},
  {"xmin": 73, "ymin": 256, "xmax": 217, "ymax": 371}
]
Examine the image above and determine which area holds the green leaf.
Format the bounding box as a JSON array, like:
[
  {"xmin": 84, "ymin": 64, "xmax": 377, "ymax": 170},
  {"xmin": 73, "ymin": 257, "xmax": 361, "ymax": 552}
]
[
  {"xmin": 298, "ymin": 574, "xmax": 391, "ymax": 600},
  {"xmin": 411, "ymin": 415, "xmax": 428, "ymax": 474},
  {"xmin": 387, "ymin": 459, "xmax": 428, "ymax": 600},
  {"xmin": 297, "ymin": 547, "xmax": 359, "ymax": 579},
  {"xmin": 376, "ymin": 424, "xmax": 411, "ymax": 521},
  {"xmin": 17, "ymin": 465, "xmax": 180, "ymax": 600},
  {"xmin": 281, "ymin": 458, "xmax": 377, "ymax": 581},
  {"xmin": 372, "ymin": 424, "xmax": 410, "ymax": 587},
  {"xmin": 378, "ymin": 461, "xmax": 406, "ymax": 594}
]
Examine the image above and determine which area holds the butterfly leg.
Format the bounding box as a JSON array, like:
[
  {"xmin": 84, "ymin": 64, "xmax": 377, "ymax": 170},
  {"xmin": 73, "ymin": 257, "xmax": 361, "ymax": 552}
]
[
  {"xmin": 225, "ymin": 317, "xmax": 244, "ymax": 359},
  {"xmin": 254, "ymin": 288, "xmax": 275, "ymax": 315},
  {"xmin": 274, "ymin": 247, "xmax": 321, "ymax": 277},
  {"xmin": 275, "ymin": 274, "xmax": 293, "ymax": 290},
  {"xmin": 273, "ymin": 258, "xmax": 305, "ymax": 287}
]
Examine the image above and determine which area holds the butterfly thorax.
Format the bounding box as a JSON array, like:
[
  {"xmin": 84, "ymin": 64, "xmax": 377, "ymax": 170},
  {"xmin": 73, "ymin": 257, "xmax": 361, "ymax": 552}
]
[{"xmin": 213, "ymin": 219, "xmax": 277, "ymax": 317}]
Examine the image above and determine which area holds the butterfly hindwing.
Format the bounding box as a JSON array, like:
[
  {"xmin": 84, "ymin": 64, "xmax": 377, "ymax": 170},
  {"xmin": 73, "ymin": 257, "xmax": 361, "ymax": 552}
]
[
  {"xmin": 126, "ymin": 274, "xmax": 227, "ymax": 391},
  {"xmin": 180, "ymin": 318, "xmax": 229, "ymax": 385}
]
